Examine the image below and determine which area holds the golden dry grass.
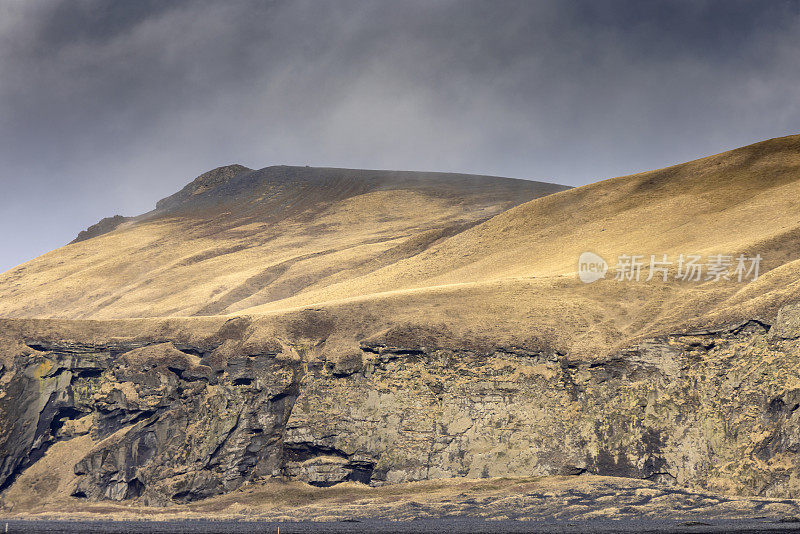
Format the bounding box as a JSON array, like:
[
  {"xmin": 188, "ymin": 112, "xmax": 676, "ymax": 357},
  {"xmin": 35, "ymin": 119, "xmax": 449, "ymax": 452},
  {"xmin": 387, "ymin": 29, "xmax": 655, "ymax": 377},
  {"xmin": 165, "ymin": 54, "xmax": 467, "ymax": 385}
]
[
  {"xmin": 0, "ymin": 168, "xmax": 565, "ymax": 320},
  {"xmin": 0, "ymin": 138, "xmax": 798, "ymax": 357}
]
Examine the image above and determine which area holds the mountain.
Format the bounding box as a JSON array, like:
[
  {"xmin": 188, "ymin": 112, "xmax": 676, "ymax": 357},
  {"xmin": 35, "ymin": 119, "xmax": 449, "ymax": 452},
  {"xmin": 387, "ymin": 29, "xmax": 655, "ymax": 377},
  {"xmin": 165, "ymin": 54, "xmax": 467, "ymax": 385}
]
[
  {"xmin": 0, "ymin": 165, "xmax": 569, "ymax": 319},
  {"xmin": 244, "ymin": 135, "xmax": 800, "ymax": 355},
  {"xmin": 1, "ymin": 138, "xmax": 800, "ymax": 515}
]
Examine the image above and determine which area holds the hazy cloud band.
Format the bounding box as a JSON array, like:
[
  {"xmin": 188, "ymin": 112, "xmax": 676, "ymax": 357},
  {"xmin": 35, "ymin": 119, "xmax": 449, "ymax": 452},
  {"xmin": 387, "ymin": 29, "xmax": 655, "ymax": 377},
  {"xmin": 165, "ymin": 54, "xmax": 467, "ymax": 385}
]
[{"xmin": 1, "ymin": 0, "xmax": 799, "ymax": 271}]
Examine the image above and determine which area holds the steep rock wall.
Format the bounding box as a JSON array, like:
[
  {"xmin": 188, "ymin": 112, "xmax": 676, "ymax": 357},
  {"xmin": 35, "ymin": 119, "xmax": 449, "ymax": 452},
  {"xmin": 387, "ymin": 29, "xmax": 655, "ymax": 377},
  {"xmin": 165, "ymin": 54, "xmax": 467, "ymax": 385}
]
[{"xmin": 0, "ymin": 305, "xmax": 799, "ymax": 506}]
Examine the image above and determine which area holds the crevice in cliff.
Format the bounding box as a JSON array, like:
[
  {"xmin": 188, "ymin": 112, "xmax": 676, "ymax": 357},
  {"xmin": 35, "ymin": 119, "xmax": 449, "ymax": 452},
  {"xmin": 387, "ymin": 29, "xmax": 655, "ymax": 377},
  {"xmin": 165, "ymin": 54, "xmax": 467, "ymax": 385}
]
[
  {"xmin": 167, "ymin": 366, "xmax": 186, "ymax": 380},
  {"xmin": 284, "ymin": 441, "xmax": 348, "ymax": 463},
  {"xmin": 50, "ymin": 406, "xmax": 86, "ymax": 435},
  {"xmin": 75, "ymin": 368, "xmax": 103, "ymax": 379},
  {"xmin": 562, "ymin": 466, "xmax": 587, "ymax": 476},
  {"xmin": 0, "ymin": 391, "xmax": 88, "ymax": 493},
  {"xmin": 346, "ymin": 461, "xmax": 375, "ymax": 485},
  {"xmin": 360, "ymin": 345, "xmax": 426, "ymax": 357},
  {"xmin": 172, "ymin": 345, "xmax": 208, "ymax": 358},
  {"xmin": 95, "ymin": 408, "xmax": 158, "ymax": 440},
  {"xmin": 126, "ymin": 478, "xmax": 145, "ymax": 499},
  {"xmin": 232, "ymin": 377, "xmax": 253, "ymax": 386},
  {"xmin": 170, "ymin": 490, "xmax": 197, "ymax": 503}
]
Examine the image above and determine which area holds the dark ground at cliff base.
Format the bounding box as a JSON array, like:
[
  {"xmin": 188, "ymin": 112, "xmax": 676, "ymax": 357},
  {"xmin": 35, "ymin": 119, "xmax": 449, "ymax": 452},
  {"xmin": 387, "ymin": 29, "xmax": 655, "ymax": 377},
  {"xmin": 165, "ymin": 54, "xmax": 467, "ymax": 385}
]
[{"xmin": 5, "ymin": 519, "xmax": 800, "ymax": 534}]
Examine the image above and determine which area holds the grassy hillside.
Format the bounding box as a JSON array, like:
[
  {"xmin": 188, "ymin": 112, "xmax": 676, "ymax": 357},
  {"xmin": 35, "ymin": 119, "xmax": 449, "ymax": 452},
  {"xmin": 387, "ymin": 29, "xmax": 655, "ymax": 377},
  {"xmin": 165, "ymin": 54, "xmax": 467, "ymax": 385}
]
[
  {"xmin": 0, "ymin": 136, "xmax": 798, "ymax": 357},
  {"xmin": 236, "ymin": 136, "xmax": 800, "ymax": 355},
  {"xmin": 0, "ymin": 166, "xmax": 567, "ymax": 319}
]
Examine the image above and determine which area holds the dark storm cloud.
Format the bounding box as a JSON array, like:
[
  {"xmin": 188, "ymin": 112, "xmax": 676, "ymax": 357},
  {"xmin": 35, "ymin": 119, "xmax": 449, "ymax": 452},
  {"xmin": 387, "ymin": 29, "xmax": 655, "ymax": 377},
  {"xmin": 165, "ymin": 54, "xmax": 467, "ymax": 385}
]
[{"xmin": 1, "ymin": 0, "xmax": 799, "ymax": 271}]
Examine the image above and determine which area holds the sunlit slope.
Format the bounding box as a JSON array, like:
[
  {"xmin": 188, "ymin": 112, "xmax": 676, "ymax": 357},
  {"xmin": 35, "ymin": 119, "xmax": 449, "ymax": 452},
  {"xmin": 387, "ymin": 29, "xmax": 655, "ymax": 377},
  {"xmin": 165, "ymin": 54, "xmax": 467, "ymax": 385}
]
[
  {"xmin": 0, "ymin": 165, "xmax": 568, "ymax": 319},
  {"xmin": 242, "ymin": 135, "xmax": 800, "ymax": 336},
  {"xmin": 2, "ymin": 134, "xmax": 799, "ymax": 350}
]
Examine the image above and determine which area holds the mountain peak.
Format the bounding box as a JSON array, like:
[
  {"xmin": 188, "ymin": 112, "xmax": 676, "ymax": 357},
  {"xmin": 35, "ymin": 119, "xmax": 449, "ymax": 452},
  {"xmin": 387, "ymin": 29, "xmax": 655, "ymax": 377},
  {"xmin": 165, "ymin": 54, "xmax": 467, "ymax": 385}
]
[{"xmin": 155, "ymin": 164, "xmax": 252, "ymax": 211}]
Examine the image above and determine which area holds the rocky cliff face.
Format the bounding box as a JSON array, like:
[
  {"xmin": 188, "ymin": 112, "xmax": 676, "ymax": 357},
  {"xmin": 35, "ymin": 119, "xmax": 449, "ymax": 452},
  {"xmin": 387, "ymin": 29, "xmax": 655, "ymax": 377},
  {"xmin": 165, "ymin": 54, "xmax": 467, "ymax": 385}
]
[{"xmin": 1, "ymin": 304, "xmax": 799, "ymax": 507}]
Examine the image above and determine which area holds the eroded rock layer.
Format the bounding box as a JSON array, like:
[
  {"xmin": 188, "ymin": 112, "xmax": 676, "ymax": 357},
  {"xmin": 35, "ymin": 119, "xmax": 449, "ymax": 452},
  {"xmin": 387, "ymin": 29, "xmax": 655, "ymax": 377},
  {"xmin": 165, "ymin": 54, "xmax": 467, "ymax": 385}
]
[{"xmin": 0, "ymin": 304, "xmax": 798, "ymax": 506}]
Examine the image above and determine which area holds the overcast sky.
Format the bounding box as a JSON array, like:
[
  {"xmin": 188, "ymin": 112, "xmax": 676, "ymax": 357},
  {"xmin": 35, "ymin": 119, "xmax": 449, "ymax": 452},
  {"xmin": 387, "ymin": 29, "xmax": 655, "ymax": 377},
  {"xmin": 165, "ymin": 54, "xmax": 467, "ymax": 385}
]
[{"xmin": 1, "ymin": 0, "xmax": 799, "ymax": 272}]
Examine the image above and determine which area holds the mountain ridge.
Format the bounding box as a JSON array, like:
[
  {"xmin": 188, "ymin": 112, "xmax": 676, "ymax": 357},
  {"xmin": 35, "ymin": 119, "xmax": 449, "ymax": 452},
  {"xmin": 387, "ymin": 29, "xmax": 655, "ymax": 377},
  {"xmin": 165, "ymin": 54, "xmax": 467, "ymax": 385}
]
[
  {"xmin": 2, "ymin": 165, "xmax": 569, "ymax": 319},
  {"xmin": 71, "ymin": 164, "xmax": 569, "ymax": 243}
]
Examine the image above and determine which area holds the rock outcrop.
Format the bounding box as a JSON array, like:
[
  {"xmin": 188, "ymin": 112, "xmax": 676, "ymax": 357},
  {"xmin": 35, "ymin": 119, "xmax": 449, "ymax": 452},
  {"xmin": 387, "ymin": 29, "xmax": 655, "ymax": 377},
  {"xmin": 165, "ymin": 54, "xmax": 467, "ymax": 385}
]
[
  {"xmin": 1, "ymin": 304, "xmax": 799, "ymax": 506},
  {"xmin": 154, "ymin": 164, "xmax": 252, "ymax": 212},
  {"xmin": 70, "ymin": 215, "xmax": 131, "ymax": 244}
]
